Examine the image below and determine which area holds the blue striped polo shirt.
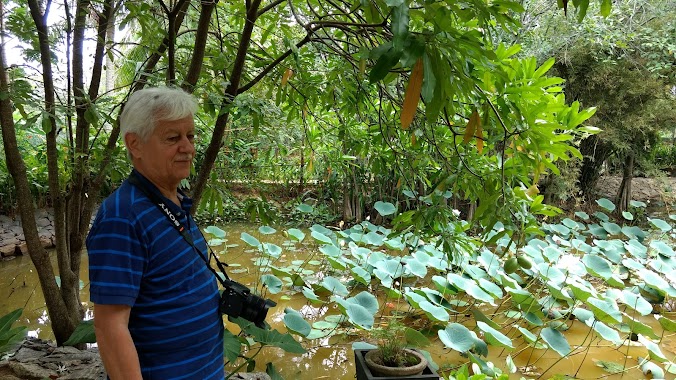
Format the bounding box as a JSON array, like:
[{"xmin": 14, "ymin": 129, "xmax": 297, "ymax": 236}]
[{"xmin": 87, "ymin": 170, "xmax": 225, "ymax": 379}]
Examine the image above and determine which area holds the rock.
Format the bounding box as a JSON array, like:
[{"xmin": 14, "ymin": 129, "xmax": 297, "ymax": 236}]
[
  {"xmin": 8, "ymin": 362, "xmax": 56, "ymax": 380},
  {"xmin": 228, "ymin": 373, "xmax": 272, "ymax": 380},
  {"xmin": 0, "ymin": 245, "xmax": 17, "ymax": 257}
]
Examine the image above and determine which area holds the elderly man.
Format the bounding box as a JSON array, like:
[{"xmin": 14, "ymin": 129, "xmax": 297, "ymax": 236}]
[{"xmin": 87, "ymin": 87, "xmax": 225, "ymax": 379}]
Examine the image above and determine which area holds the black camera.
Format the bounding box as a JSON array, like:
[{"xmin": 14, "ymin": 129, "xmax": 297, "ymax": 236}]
[{"xmin": 219, "ymin": 278, "xmax": 276, "ymax": 328}]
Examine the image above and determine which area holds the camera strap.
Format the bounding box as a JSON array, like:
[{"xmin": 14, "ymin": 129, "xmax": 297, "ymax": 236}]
[{"xmin": 127, "ymin": 171, "xmax": 231, "ymax": 285}]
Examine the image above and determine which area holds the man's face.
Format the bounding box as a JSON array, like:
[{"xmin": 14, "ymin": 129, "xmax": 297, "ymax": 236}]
[{"xmin": 127, "ymin": 115, "xmax": 196, "ymax": 189}]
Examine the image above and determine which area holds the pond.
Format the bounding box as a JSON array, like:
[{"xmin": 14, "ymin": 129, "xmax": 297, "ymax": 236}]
[{"xmin": 1, "ymin": 222, "xmax": 675, "ymax": 379}]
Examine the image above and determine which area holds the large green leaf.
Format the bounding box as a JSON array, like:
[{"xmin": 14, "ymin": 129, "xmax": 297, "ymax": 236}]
[
  {"xmin": 204, "ymin": 226, "xmax": 226, "ymax": 238},
  {"xmin": 0, "ymin": 309, "xmax": 22, "ymax": 334},
  {"xmin": 541, "ymin": 327, "xmax": 571, "ymax": 357},
  {"xmin": 596, "ymin": 198, "xmax": 616, "ymax": 212},
  {"xmin": 63, "ymin": 320, "xmax": 96, "ymax": 346},
  {"xmin": 648, "ymin": 218, "xmax": 672, "ymax": 232},
  {"xmin": 240, "ymin": 232, "xmax": 260, "ymax": 247},
  {"xmin": 650, "ymin": 241, "xmax": 675, "ymax": 257},
  {"xmin": 374, "ymin": 201, "xmax": 397, "ymax": 216},
  {"xmin": 587, "ymin": 319, "xmax": 622, "ymax": 345},
  {"xmin": 585, "ymin": 297, "xmax": 622, "ymax": 324},
  {"xmin": 317, "ymin": 276, "xmax": 349, "ymax": 296},
  {"xmin": 223, "ymin": 329, "xmax": 242, "ymax": 363},
  {"xmin": 619, "ymin": 290, "xmax": 653, "ymax": 316},
  {"xmin": 438, "ymin": 323, "xmax": 476, "ymax": 353},
  {"xmin": 637, "ymin": 335, "xmax": 667, "ymax": 362},
  {"xmin": 235, "ymin": 318, "xmax": 306, "ymax": 354},
  {"xmin": 261, "ymin": 274, "xmax": 283, "ymax": 294},
  {"xmin": 283, "ymin": 308, "xmax": 311, "ymax": 337},
  {"xmin": 477, "ymin": 321, "xmax": 513, "ymax": 348},
  {"xmin": 287, "ymin": 228, "xmax": 305, "ymax": 242}
]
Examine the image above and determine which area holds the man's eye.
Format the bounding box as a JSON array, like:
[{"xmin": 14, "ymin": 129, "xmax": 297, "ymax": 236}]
[
  {"xmin": 168, "ymin": 136, "xmax": 180, "ymax": 142},
  {"xmin": 188, "ymin": 135, "xmax": 195, "ymax": 142}
]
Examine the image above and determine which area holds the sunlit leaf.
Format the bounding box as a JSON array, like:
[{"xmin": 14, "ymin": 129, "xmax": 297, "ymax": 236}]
[
  {"xmin": 240, "ymin": 232, "xmax": 260, "ymax": 247},
  {"xmin": 287, "ymin": 228, "xmax": 305, "ymax": 242},
  {"xmin": 401, "ymin": 59, "xmax": 423, "ymax": 130},
  {"xmin": 259, "ymin": 226, "xmax": 277, "ymax": 235},
  {"xmin": 438, "ymin": 323, "xmax": 476, "ymax": 353},
  {"xmin": 596, "ymin": 198, "xmax": 616, "ymax": 212},
  {"xmin": 283, "ymin": 308, "xmax": 311, "ymax": 337},
  {"xmin": 541, "ymin": 327, "xmax": 571, "ymax": 357},
  {"xmin": 477, "ymin": 321, "xmax": 513, "ymax": 348}
]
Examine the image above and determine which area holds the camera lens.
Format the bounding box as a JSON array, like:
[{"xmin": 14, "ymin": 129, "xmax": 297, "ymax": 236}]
[{"xmin": 241, "ymin": 294, "xmax": 276, "ymax": 328}]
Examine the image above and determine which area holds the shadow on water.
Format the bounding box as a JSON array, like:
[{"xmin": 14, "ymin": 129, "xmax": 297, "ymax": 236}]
[{"xmin": 1, "ymin": 222, "xmax": 675, "ymax": 379}]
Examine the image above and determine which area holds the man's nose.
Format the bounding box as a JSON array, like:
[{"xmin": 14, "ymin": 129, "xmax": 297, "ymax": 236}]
[{"xmin": 178, "ymin": 136, "xmax": 195, "ymax": 152}]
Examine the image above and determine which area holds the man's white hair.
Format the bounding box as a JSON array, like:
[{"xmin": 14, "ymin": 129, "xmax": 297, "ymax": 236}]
[{"xmin": 120, "ymin": 87, "xmax": 198, "ymax": 143}]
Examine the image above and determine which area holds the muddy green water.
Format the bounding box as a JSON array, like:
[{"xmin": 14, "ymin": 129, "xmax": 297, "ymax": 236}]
[{"xmin": 1, "ymin": 223, "xmax": 674, "ymax": 379}]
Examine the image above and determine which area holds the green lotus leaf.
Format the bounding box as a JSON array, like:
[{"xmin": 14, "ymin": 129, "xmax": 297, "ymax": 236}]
[
  {"xmin": 296, "ymin": 203, "xmax": 314, "ymax": 213},
  {"xmin": 524, "ymin": 312, "xmax": 544, "ymax": 326},
  {"xmin": 575, "ymin": 211, "xmax": 590, "ymax": 221},
  {"xmin": 240, "ymin": 232, "xmax": 260, "ymax": 247},
  {"xmin": 536, "ymin": 263, "xmax": 566, "ymax": 285},
  {"xmin": 327, "ymin": 256, "xmax": 347, "ymax": 271},
  {"xmin": 464, "ymin": 265, "xmax": 488, "ymax": 280},
  {"xmin": 374, "ymin": 201, "xmax": 397, "ymax": 216},
  {"xmin": 630, "ymin": 200, "xmax": 647, "ymax": 208},
  {"xmin": 283, "ymin": 308, "xmax": 311, "ymax": 337},
  {"xmin": 640, "ymin": 360, "xmax": 665, "ymax": 378},
  {"xmin": 572, "ymin": 307, "xmax": 594, "ymax": 322},
  {"xmin": 517, "ymin": 326, "xmax": 538, "ymax": 343},
  {"xmin": 622, "ymin": 211, "xmax": 634, "ymax": 221},
  {"xmin": 623, "ymin": 317, "xmax": 659, "ymax": 340},
  {"xmin": 638, "ymin": 269, "xmax": 670, "ymax": 293},
  {"xmin": 364, "ymin": 231, "xmax": 384, "ymax": 246},
  {"xmin": 404, "ymin": 257, "xmax": 428, "ymax": 278},
  {"xmin": 601, "ymin": 222, "xmax": 622, "ymax": 235},
  {"xmin": 650, "ymin": 241, "xmax": 675, "ymax": 257},
  {"xmin": 223, "ymin": 329, "xmax": 241, "ymax": 362},
  {"xmin": 350, "ymin": 266, "xmax": 371, "ymax": 286},
  {"xmin": 261, "ymin": 274, "xmax": 283, "ymax": 294},
  {"xmin": 259, "ymin": 226, "xmax": 276, "ymax": 235},
  {"xmin": 471, "ymin": 308, "xmax": 501, "ymax": 330},
  {"xmin": 287, "ymin": 228, "xmax": 305, "ymax": 242},
  {"xmin": 320, "ymin": 244, "xmax": 341, "ymax": 257},
  {"xmin": 549, "ymin": 223, "xmax": 570, "ymax": 236},
  {"xmin": 419, "ymin": 300, "xmax": 450, "ymax": 322},
  {"xmin": 648, "ymin": 218, "xmax": 672, "ymax": 232},
  {"xmin": 596, "ymin": 198, "xmax": 616, "ymax": 212},
  {"xmin": 583, "ymin": 254, "xmax": 614, "ymax": 280},
  {"xmin": 620, "ymin": 290, "xmax": 653, "ymax": 316},
  {"xmin": 311, "ymin": 231, "xmax": 333, "ymax": 245},
  {"xmin": 384, "ymin": 237, "xmax": 405, "ymax": 250},
  {"xmin": 438, "ymin": 323, "xmax": 476, "ymax": 353},
  {"xmin": 204, "ymin": 226, "xmax": 226, "ymax": 238},
  {"xmin": 585, "ymin": 297, "xmax": 622, "ymax": 324},
  {"xmin": 478, "ymin": 278, "xmax": 504, "ymax": 299},
  {"xmin": 594, "ymin": 360, "xmax": 625, "ymax": 374},
  {"xmin": 638, "ymin": 335, "xmax": 667, "ymax": 362},
  {"xmin": 317, "ymin": 276, "xmax": 348, "ymax": 296},
  {"xmin": 656, "ymin": 315, "xmax": 676, "ymax": 332},
  {"xmin": 541, "ymin": 327, "xmax": 571, "ymax": 357},
  {"xmin": 262, "ymin": 243, "xmax": 282, "ymax": 258},
  {"xmin": 625, "ymin": 240, "xmax": 648, "ymax": 258},
  {"xmin": 477, "ymin": 321, "xmax": 513, "ymax": 348},
  {"xmin": 587, "ymin": 319, "xmax": 622, "ymax": 345}
]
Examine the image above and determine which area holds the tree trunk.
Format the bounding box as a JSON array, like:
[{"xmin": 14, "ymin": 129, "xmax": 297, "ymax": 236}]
[
  {"xmin": 578, "ymin": 135, "xmax": 613, "ymax": 200},
  {"xmin": 616, "ymin": 153, "xmax": 634, "ymax": 214}
]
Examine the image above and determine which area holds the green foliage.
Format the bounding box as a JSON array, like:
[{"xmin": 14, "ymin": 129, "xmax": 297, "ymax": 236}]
[
  {"xmin": 63, "ymin": 320, "xmax": 96, "ymax": 346},
  {"xmin": 227, "ymin": 198, "xmax": 676, "ymax": 377},
  {"xmin": 0, "ymin": 309, "xmax": 27, "ymax": 356}
]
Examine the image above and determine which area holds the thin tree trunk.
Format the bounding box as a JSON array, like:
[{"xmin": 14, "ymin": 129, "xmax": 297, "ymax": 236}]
[
  {"xmin": 2, "ymin": 1, "xmax": 78, "ymax": 346},
  {"xmin": 191, "ymin": 0, "xmax": 263, "ymax": 209},
  {"xmin": 616, "ymin": 153, "xmax": 634, "ymax": 214}
]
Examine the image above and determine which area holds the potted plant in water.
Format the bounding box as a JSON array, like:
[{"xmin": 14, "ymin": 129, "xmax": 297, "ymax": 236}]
[{"xmin": 353, "ymin": 320, "xmax": 440, "ymax": 380}]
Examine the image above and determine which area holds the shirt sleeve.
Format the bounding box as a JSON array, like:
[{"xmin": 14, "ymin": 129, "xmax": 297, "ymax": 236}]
[{"xmin": 87, "ymin": 207, "xmax": 147, "ymax": 306}]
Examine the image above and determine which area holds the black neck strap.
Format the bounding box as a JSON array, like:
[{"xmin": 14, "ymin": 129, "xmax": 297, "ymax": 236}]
[{"xmin": 127, "ymin": 171, "xmax": 231, "ymax": 284}]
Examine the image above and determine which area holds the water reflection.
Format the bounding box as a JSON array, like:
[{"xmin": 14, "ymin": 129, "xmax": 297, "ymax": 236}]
[{"xmin": 1, "ymin": 223, "xmax": 675, "ymax": 379}]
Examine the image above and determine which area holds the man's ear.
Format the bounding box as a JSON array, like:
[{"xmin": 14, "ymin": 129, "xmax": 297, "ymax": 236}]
[{"xmin": 124, "ymin": 132, "xmax": 142, "ymax": 159}]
